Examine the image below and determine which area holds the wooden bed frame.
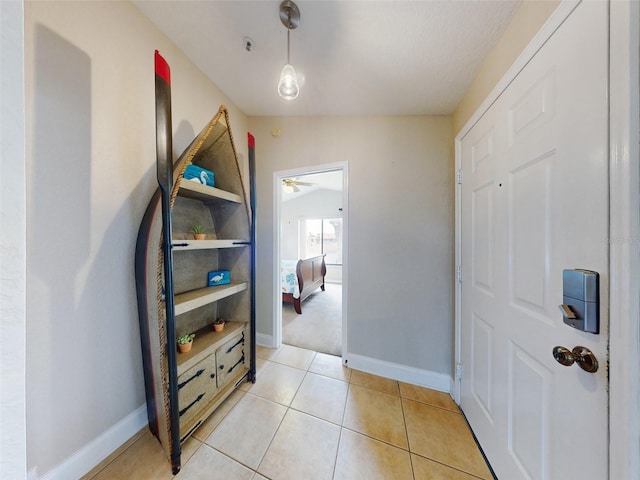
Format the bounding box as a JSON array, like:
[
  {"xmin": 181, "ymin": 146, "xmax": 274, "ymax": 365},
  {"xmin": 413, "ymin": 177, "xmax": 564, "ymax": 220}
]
[{"xmin": 282, "ymin": 254, "xmax": 327, "ymax": 314}]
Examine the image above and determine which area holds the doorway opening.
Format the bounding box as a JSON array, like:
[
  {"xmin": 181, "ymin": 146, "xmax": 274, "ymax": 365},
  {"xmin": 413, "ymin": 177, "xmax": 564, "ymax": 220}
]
[{"xmin": 274, "ymin": 163, "xmax": 347, "ymax": 357}]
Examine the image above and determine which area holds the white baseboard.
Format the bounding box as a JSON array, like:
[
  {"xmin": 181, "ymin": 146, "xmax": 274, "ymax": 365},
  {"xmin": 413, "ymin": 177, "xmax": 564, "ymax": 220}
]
[
  {"xmin": 256, "ymin": 332, "xmax": 275, "ymax": 348},
  {"xmin": 36, "ymin": 405, "xmax": 147, "ymax": 480},
  {"xmin": 344, "ymin": 352, "xmax": 451, "ymax": 393}
]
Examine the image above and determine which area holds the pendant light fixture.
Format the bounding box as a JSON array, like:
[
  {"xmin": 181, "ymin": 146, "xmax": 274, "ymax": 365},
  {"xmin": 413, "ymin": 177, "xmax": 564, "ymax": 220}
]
[{"xmin": 278, "ymin": 0, "xmax": 301, "ymax": 100}]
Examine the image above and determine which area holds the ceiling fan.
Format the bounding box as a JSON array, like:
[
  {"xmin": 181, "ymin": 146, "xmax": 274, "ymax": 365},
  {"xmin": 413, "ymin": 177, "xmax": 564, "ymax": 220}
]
[{"xmin": 282, "ymin": 177, "xmax": 314, "ymax": 193}]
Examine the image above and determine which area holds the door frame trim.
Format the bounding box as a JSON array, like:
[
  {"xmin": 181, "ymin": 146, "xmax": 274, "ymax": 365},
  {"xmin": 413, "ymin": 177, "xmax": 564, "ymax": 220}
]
[
  {"xmin": 272, "ymin": 162, "xmax": 349, "ymax": 355},
  {"xmin": 453, "ymin": 0, "xmax": 640, "ymax": 476},
  {"xmin": 607, "ymin": 1, "xmax": 640, "ymax": 477}
]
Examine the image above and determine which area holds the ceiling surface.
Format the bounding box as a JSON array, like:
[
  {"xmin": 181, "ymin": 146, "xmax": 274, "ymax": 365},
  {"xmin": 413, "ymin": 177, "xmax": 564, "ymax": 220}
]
[
  {"xmin": 282, "ymin": 170, "xmax": 343, "ymax": 201},
  {"xmin": 134, "ymin": 0, "xmax": 521, "ymax": 117}
]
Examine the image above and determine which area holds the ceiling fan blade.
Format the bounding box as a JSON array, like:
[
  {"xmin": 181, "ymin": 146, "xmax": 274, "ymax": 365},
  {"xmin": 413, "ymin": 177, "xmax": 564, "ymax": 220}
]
[{"xmin": 294, "ymin": 181, "xmax": 314, "ymax": 186}]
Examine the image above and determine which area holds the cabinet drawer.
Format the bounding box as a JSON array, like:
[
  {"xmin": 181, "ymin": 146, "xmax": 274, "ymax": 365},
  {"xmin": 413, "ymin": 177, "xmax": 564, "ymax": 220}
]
[
  {"xmin": 177, "ymin": 353, "xmax": 218, "ymax": 427},
  {"xmin": 216, "ymin": 330, "xmax": 246, "ymax": 388}
]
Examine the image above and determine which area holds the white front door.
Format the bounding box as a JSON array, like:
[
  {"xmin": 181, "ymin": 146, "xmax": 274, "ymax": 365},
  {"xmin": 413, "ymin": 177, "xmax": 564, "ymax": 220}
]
[{"xmin": 459, "ymin": 2, "xmax": 608, "ymax": 479}]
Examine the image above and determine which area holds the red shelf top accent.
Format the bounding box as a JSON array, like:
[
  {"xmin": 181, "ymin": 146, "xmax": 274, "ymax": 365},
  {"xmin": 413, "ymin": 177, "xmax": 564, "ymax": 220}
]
[{"xmin": 155, "ymin": 50, "xmax": 171, "ymax": 85}]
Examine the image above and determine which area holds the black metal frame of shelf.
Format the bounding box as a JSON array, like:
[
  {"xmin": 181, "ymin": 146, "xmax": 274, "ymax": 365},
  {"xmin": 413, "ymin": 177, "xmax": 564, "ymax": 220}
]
[{"xmin": 138, "ymin": 51, "xmax": 256, "ymax": 476}]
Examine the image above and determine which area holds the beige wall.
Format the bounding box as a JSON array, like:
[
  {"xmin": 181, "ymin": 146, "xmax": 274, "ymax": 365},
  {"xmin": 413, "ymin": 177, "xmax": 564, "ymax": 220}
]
[
  {"xmin": 453, "ymin": 0, "xmax": 560, "ymax": 135},
  {"xmin": 24, "ymin": 1, "xmax": 248, "ymax": 476},
  {"xmin": 249, "ymin": 115, "xmax": 454, "ymax": 376}
]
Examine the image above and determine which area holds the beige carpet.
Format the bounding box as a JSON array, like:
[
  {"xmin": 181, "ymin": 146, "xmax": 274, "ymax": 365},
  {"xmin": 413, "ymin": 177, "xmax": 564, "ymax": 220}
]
[{"xmin": 282, "ymin": 282, "xmax": 342, "ymax": 356}]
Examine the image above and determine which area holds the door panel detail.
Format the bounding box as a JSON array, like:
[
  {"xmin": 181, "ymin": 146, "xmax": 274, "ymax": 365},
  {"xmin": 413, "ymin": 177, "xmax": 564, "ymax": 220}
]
[
  {"xmin": 508, "ymin": 68, "xmax": 556, "ymax": 147},
  {"xmin": 472, "ymin": 183, "xmax": 494, "ymax": 294},
  {"xmin": 472, "ymin": 128, "xmax": 494, "ymax": 174},
  {"xmin": 510, "ymin": 155, "xmax": 551, "ymax": 312},
  {"xmin": 472, "ymin": 313, "xmax": 493, "ymax": 420},
  {"xmin": 508, "ymin": 342, "xmax": 551, "ymax": 480}
]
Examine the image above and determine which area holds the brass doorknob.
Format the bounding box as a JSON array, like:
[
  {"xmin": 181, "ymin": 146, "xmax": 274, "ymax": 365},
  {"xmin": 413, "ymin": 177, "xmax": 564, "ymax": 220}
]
[
  {"xmin": 552, "ymin": 345, "xmax": 599, "ymax": 373},
  {"xmin": 553, "ymin": 346, "xmax": 575, "ymax": 366}
]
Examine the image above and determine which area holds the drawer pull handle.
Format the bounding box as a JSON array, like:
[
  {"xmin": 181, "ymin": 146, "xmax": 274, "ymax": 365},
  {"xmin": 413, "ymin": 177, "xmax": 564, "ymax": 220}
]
[
  {"xmin": 226, "ymin": 337, "xmax": 245, "ymax": 354},
  {"xmin": 227, "ymin": 355, "xmax": 245, "ymax": 374},
  {"xmin": 178, "ymin": 369, "xmax": 204, "ymax": 390},
  {"xmin": 210, "ymin": 373, "xmax": 216, "ymax": 379},
  {"xmin": 179, "ymin": 393, "xmax": 204, "ymax": 417}
]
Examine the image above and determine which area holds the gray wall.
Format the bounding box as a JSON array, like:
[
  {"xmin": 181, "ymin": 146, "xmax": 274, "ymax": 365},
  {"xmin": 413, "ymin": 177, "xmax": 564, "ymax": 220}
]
[
  {"xmin": 249, "ymin": 116, "xmax": 454, "ymax": 375},
  {"xmin": 24, "ymin": 1, "xmax": 248, "ymax": 476},
  {"xmin": 1, "ymin": 1, "xmax": 27, "ymax": 478}
]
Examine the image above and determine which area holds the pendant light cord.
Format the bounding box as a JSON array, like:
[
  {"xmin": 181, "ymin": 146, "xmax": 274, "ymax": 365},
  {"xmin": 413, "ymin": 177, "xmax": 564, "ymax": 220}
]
[{"xmin": 286, "ymin": 11, "xmax": 291, "ymax": 64}]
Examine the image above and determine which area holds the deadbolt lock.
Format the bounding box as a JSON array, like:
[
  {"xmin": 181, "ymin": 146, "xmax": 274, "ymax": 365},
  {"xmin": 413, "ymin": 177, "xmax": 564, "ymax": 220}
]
[{"xmin": 552, "ymin": 345, "xmax": 599, "ymax": 373}]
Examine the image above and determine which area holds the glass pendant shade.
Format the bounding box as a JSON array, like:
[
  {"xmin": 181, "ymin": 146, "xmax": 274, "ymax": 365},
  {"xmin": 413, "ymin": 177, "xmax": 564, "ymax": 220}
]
[{"xmin": 278, "ymin": 64, "xmax": 299, "ymax": 100}]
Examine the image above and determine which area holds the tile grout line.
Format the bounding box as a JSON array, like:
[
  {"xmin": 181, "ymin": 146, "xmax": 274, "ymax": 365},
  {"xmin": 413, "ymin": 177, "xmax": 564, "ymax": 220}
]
[
  {"xmin": 331, "ymin": 427, "xmax": 346, "ymax": 480},
  {"xmin": 200, "ymin": 441, "xmax": 263, "ymax": 478},
  {"xmin": 197, "ymin": 360, "xmax": 295, "ymax": 479},
  {"xmin": 399, "ymin": 396, "xmax": 492, "ymax": 479},
  {"xmin": 330, "ymin": 379, "xmax": 352, "ymax": 479},
  {"xmin": 410, "ymin": 450, "xmax": 489, "ymax": 480},
  {"xmin": 400, "ymin": 394, "xmax": 464, "ymax": 415},
  {"xmin": 342, "ymin": 379, "xmax": 414, "ymax": 452},
  {"xmin": 201, "ymin": 390, "xmax": 285, "ymax": 478},
  {"xmin": 398, "ymin": 391, "xmax": 416, "ymax": 480},
  {"xmin": 251, "ymin": 354, "xmax": 313, "ymax": 478},
  {"xmin": 332, "ymin": 376, "xmax": 360, "ymax": 480},
  {"xmin": 327, "ymin": 381, "xmax": 353, "ymax": 479},
  {"xmin": 339, "ymin": 425, "xmax": 410, "ymax": 452}
]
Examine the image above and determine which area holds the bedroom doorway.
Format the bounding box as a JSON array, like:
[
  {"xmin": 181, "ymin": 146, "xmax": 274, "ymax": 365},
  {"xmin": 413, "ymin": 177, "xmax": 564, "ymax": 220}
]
[{"xmin": 274, "ymin": 163, "xmax": 347, "ymax": 358}]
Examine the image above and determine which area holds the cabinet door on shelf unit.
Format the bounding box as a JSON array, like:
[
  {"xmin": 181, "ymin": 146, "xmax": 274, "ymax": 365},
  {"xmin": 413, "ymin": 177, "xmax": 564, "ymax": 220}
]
[
  {"xmin": 215, "ymin": 329, "xmax": 246, "ymax": 388},
  {"xmin": 177, "ymin": 353, "xmax": 219, "ymax": 430}
]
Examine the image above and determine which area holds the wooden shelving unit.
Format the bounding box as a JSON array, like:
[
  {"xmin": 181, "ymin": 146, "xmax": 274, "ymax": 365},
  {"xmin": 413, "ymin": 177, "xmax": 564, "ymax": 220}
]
[
  {"xmin": 176, "ymin": 321, "xmax": 245, "ymax": 375},
  {"xmin": 178, "ymin": 181, "xmax": 242, "ymax": 204},
  {"xmin": 135, "ymin": 105, "xmax": 255, "ymax": 474},
  {"xmin": 174, "ymin": 283, "xmax": 248, "ymax": 315},
  {"xmin": 172, "ymin": 239, "xmax": 248, "ymax": 251}
]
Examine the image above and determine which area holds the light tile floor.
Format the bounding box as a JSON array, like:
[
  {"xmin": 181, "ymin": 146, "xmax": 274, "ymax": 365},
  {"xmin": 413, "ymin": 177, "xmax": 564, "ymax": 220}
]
[{"xmin": 85, "ymin": 345, "xmax": 493, "ymax": 480}]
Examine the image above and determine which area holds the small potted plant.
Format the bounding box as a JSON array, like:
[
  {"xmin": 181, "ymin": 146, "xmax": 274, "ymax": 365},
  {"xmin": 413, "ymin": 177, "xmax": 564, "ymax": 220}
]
[
  {"xmin": 177, "ymin": 333, "xmax": 195, "ymax": 353},
  {"xmin": 192, "ymin": 224, "xmax": 205, "ymax": 240},
  {"xmin": 213, "ymin": 317, "xmax": 225, "ymax": 332}
]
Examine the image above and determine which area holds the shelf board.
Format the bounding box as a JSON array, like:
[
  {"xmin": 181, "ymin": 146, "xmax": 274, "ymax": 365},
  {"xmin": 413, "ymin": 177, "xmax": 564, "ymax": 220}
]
[
  {"xmin": 174, "ymin": 282, "xmax": 248, "ymax": 316},
  {"xmin": 178, "ymin": 181, "xmax": 242, "ymax": 204},
  {"xmin": 172, "ymin": 239, "xmax": 250, "ymax": 251},
  {"xmin": 177, "ymin": 321, "xmax": 245, "ymax": 376}
]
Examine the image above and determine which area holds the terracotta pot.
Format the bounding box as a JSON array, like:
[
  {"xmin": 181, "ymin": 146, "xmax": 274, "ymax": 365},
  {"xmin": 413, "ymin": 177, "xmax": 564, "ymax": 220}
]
[
  {"xmin": 213, "ymin": 322, "xmax": 225, "ymax": 332},
  {"xmin": 178, "ymin": 341, "xmax": 193, "ymax": 353},
  {"xmin": 193, "ymin": 233, "xmax": 206, "ymax": 240}
]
